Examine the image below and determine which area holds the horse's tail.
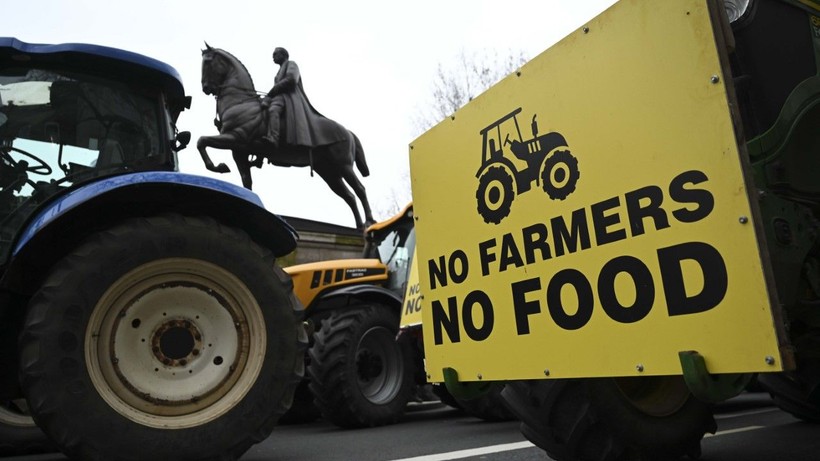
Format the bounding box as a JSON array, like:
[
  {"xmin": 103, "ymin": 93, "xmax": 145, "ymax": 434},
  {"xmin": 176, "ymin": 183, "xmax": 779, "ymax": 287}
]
[{"xmin": 352, "ymin": 131, "xmax": 370, "ymax": 177}]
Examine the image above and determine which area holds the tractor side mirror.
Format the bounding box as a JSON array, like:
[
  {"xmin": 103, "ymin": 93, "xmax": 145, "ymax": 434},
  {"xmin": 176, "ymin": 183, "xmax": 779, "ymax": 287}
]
[{"xmin": 174, "ymin": 131, "xmax": 191, "ymax": 152}]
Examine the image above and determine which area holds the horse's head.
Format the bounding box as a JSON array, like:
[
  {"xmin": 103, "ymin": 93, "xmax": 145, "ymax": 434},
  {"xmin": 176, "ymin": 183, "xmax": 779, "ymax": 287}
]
[
  {"xmin": 201, "ymin": 43, "xmax": 255, "ymax": 97},
  {"xmin": 201, "ymin": 43, "xmax": 224, "ymax": 96}
]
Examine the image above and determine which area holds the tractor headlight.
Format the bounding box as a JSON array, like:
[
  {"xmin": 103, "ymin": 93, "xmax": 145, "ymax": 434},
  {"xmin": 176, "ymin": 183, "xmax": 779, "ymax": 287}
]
[{"xmin": 724, "ymin": 0, "xmax": 752, "ymax": 23}]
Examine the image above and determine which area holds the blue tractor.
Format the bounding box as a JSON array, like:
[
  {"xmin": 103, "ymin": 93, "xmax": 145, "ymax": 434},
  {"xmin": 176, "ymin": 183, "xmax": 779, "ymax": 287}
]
[{"xmin": 0, "ymin": 38, "xmax": 305, "ymax": 460}]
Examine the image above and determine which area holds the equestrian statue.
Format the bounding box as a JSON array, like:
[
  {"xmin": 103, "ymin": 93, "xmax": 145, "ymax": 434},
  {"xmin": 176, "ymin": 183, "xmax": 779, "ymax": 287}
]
[{"xmin": 197, "ymin": 44, "xmax": 374, "ymax": 229}]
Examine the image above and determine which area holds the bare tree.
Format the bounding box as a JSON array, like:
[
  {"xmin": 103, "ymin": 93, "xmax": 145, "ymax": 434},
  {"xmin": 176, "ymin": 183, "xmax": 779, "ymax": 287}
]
[
  {"xmin": 412, "ymin": 48, "xmax": 528, "ymax": 136},
  {"xmin": 376, "ymin": 49, "xmax": 528, "ymax": 222},
  {"xmin": 374, "ymin": 168, "xmax": 412, "ymax": 220}
]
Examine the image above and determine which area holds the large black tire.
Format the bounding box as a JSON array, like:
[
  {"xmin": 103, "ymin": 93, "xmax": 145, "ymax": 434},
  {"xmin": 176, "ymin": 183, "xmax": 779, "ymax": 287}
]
[
  {"xmin": 758, "ymin": 281, "xmax": 820, "ymax": 422},
  {"xmin": 0, "ymin": 399, "xmax": 56, "ymax": 456},
  {"xmin": 456, "ymin": 383, "xmax": 516, "ymax": 422},
  {"xmin": 278, "ymin": 379, "xmax": 322, "ymax": 424},
  {"xmin": 432, "ymin": 383, "xmax": 463, "ymax": 410},
  {"xmin": 19, "ymin": 214, "xmax": 305, "ymax": 461},
  {"xmin": 757, "ymin": 372, "xmax": 820, "ymax": 422},
  {"xmin": 308, "ymin": 304, "xmax": 414, "ymax": 428},
  {"xmin": 503, "ymin": 377, "xmax": 716, "ymax": 461}
]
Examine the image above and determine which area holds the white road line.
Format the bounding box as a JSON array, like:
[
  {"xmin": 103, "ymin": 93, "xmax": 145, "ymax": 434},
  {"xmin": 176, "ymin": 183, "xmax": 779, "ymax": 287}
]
[
  {"xmin": 704, "ymin": 425, "xmax": 765, "ymax": 437},
  {"xmin": 388, "ymin": 441, "xmax": 535, "ymax": 461},
  {"xmin": 715, "ymin": 408, "xmax": 779, "ymax": 420},
  {"xmin": 390, "ymin": 425, "xmax": 765, "ymax": 461}
]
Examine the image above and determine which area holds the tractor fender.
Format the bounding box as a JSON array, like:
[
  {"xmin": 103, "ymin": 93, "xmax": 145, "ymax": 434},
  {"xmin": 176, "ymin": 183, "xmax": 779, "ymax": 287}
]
[
  {"xmin": 6, "ymin": 172, "xmax": 297, "ymax": 295},
  {"xmin": 475, "ymin": 156, "xmax": 517, "ymax": 179},
  {"xmin": 311, "ymin": 284, "xmax": 403, "ymax": 316}
]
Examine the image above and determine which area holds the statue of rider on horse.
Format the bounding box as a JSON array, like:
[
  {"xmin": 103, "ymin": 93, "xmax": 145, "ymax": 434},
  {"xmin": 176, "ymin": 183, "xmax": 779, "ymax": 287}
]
[
  {"xmin": 261, "ymin": 47, "xmax": 344, "ymax": 151},
  {"xmin": 198, "ymin": 44, "xmax": 375, "ymax": 229}
]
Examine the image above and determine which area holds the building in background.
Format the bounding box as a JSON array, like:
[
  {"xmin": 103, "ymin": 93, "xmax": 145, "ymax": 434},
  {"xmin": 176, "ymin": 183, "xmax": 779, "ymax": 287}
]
[{"xmin": 278, "ymin": 216, "xmax": 365, "ymax": 266}]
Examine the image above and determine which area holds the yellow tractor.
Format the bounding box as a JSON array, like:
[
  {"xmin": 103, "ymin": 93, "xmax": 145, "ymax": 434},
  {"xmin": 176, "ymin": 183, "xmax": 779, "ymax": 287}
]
[
  {"xmin": 286, "ymin": 203, "xmax": 515, "ymax": 427},
  {"xmin": 399, "ymin": 232, "xmax": 515, "ymax": 421},
  {"xmin": 285, "ymin": 204, "xmax": 417, "ymax": 427}
]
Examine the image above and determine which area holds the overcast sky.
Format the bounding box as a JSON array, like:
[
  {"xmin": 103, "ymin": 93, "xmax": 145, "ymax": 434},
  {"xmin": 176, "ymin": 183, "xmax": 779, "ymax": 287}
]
[{"xmin": 5, "ymin": 0, "xmax": 617, "ymax": 228}]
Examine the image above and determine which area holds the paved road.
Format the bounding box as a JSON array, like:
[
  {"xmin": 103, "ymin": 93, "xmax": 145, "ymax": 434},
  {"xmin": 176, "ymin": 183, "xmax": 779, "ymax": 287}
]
[{"xmin": 5, "ymin": 392, "xmax": 819, "ymax": 461}]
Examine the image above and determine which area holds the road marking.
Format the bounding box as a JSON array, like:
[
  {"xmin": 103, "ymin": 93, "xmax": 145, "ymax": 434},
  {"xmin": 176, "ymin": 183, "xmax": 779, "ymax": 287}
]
[
  {"xmin": 715, "ymin": 408, "xmax": 778, "ymax": 420},
  {"xmin": 389, "ymin": 441, "xmax": 535, "ymax": 461},
  {"xmin": 391, "ymin": 425, "xmax": 764, "ymax": 460},
  {"xmin": 704, "ymin": 425, "xmax": 765, "ymax": 437}
]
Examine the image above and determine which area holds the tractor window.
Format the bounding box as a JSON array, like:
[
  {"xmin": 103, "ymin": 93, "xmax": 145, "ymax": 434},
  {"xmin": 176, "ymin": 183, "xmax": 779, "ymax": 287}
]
[
  {"xmin": 0, "ymin": 67, "xmax": 167, "ymax": 262},
  {"xmin": 372, "ymin": 221, "xmax": 415, "ymax": 294}
]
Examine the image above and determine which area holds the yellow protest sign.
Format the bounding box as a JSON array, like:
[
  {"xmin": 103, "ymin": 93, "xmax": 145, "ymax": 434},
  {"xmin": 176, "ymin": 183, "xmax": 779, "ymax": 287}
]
[
  {"xmin": 410, "ymin": 0, "xmax": 785, "ymax": 382},
  {"xmin": 400, "ymin": 248, "xmax": 423, "ymax": 328}
]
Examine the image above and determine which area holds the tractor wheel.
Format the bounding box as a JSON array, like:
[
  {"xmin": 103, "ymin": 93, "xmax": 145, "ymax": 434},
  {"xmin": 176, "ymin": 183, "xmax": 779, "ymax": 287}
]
[
  {"xmin": 18, "ymin": 214, "xmax": 305, "ymax": 461},
  {"xmin": 456, "ymin": 383, "xmax": 516, "ymax": 422},
  {"xmin": 541, "ymin": 150, "xmax": 580, "ymax": 200},
  {"xmin": 432, "ymin": 383, "xmax": 463, "ymax": 410},
  {"xmin": 279, "ymin": 379, "xmax": 322, "ymax": 424},
  {"xmin": 476, "ymin": 165, "xmax": 515, "ymax": 224},
  {"xmin": 308, "ymin": 304, "xmax": 414, "ymax": 428},
  {"xmin": 502, "ymin": 377, "xmax": 715, "ymax": 461},
  {"xmin": 0, "ymin": 399, "xmax": 56, "ymax": 456},
  {"xmin": 757, "ymin": 273, "xmax": 820, "ymax": 423},
  {"xmin": 758, "ymin": 372, "xmax": 820, "ymax": 422}
]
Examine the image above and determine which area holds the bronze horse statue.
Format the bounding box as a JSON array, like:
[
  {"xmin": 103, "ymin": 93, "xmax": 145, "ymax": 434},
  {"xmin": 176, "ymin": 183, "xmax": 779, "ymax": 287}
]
[{"xmin": 197, "ymin": 44, "xmax": 374, "ymax": 229}]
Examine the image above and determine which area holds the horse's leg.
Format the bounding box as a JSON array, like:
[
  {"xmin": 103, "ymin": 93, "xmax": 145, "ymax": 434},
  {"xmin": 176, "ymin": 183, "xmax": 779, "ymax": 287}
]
[
  {"xmin": 341, "ymin": 167, "xmax": 375, "ymax": 227},
  {"xmin": 315, "ymin": 169, "xmax": 364, "ymax": 229},
  {"xmin": 233, "ymin": 150, "xmax": 253, "ymax": 190},
  {"xmin": 196, "ymin": 134, "xmax": 243, "ymax": 173}
]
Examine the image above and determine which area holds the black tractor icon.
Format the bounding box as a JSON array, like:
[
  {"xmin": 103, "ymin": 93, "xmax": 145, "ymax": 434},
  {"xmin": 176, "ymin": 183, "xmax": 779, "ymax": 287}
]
[{"xmin": 475, "ymin": 107, "xmax": 580, "ymax": 224}]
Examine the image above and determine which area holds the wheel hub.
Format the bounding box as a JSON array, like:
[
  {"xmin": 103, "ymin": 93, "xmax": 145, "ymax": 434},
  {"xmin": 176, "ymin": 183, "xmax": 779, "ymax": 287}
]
[
  {"xmin": 104, "ymin": 283, "xmax": 241, "ymax": 410},
  {"xmin": 356, "ymin": 350, "xmax": 384, "ymax": 382},
  {"xmin": 355, "ymin": 326, "xmax": 403, "ymax": 405},
  {"xmin": 152, "ymin": 319, "xmax": 202, "ymax": 366},
  {"xmin": 615, "ymin": 376, "xmax": 690, "ymax": 417},
  {"xmin": 85, "ymin": 258, "xmax": 266, "ymax": 429}
]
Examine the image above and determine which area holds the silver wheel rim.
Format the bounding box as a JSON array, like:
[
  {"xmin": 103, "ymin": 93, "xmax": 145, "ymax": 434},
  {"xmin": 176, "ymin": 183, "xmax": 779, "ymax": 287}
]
[
  {"xmin": 356, "ymin": 326, "xmax": 403, "ymax": 405},
  {"xmin": 0, "ymin": 399, "xmax": 36, "ymax": 428},
  {"xmin": 85, "ymin": 258, "xmax": 266, "ymax": 429}
]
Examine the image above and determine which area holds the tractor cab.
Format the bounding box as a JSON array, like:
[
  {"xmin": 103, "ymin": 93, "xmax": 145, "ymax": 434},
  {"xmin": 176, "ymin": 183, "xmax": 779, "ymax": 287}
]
[
  {"xmin": 281, "ymin": 203, "xmax": 417, "ymax": 428},
  {"xmin": 363, "ymin": 203, "xmax": 415, "ymax": 295},
  {"xmin": 0, "ymin": 38, "xmax": 191, "ymax": 263}
]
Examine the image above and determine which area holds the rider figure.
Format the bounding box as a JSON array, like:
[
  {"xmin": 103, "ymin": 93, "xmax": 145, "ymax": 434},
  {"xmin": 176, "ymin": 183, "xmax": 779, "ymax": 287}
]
[{"xmin": 261, "ymin": 47, "xmax": 346, "ymax": 149}]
